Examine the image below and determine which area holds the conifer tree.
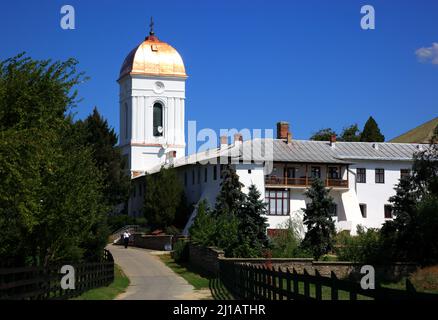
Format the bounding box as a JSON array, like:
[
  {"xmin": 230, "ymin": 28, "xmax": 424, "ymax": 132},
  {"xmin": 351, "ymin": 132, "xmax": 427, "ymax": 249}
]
[
  {"xmin": 214, "ymin": 164, "xmax": 245, "ymax": 216},
  {"xmin": 360, "ymin": 116, "xmax": 385, "ymax": 142},
  {"xmin": 302, "ymin": 179, "xmax": 336, "ymax": 260},
  {"xmin": 80, "ymin": 107, "xmax": 131, "ymax": 208},
  {"xmin": 238, "ymin": 184, "xmax": 269, "ymax": 253}
]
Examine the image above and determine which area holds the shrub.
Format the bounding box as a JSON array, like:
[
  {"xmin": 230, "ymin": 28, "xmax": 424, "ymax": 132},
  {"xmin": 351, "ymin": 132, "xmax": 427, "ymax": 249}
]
[
  {"xmin": 172, "ymin": 239, "xmax": 189, "ymax": 263},
  {"xmin": 270, "ymin": 218, "xmax": 311, "ymax": 258},
  {"xmin": 334, "ymin": 226, "xmax": 388, "ymax": 264},
  {"xmin": 409, "ymin": 265, "xmax": 438, "ymax": 292}
]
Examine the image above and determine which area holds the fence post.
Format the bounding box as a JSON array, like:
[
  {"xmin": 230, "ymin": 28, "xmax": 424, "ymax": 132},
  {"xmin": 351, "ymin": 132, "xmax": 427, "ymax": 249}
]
[
  {"xmin": 278, "ymin": 266, "xmax": 283, "ymax": 300},
  {"xmin": 303, "ymin": 269, "xmax": 310, "ymax": 298},
  {"xmin": 314, "ymin": 269, "xmax": 322, "ymax": 300},
  {"xmin": 285, "ymin": 268, "xmax": 292, "ymax": 300},
  {"xmin": 330, "ymin": 271, "xmax": 338, "ymax": 301},
  {"xmin": 292, "ymin": 268, "xmax": 299, "ymax": 296}
]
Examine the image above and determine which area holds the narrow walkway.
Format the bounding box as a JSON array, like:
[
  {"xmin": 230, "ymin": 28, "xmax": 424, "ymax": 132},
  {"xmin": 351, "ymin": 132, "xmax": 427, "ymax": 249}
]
[{"xmin": 107, "ymin": 245, "xmax": 197, "ymax": 300}]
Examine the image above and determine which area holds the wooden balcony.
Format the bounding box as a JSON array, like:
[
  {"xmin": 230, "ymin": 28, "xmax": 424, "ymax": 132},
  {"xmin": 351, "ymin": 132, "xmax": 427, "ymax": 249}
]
[{"xmin": 265, "ymin": 176, "xmax": 349, "ymax": 188}]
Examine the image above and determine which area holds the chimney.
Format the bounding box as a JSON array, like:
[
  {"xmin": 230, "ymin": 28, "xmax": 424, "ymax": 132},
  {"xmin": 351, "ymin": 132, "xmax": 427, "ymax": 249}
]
[
  {"xmin": 277, "ymin": 121, "xmax": 289, "ymax": 140},
  {"xmin": 287, "ymin": 132, "xmax": 292, "ymax": 144},
  {"xmin": 330, "ymin": 134, "xmax": 336, "ymax": 147},
  {"xmin": 234, "ymin": 133, "xmax": 243, "ymax": 145},
  {"xmin": 220, "ymin": 135, "xmax": 228, "ymax": 149}
]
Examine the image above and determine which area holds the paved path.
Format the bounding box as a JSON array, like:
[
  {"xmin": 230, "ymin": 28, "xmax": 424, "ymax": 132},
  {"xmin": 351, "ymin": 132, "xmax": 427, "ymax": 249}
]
[{"xmin": 107, "ymin": 245, "xmax": 203, "ymax": 300}]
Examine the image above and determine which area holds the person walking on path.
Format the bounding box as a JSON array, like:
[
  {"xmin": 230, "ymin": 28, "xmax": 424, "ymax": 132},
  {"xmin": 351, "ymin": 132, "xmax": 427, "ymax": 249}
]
[{"xmin": 122, "ymin": 231, "xmax": 131, "ymax": 249}]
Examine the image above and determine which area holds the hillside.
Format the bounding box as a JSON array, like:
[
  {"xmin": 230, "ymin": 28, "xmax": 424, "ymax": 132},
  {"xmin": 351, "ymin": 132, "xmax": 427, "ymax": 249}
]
[{"xmin": 390, "ymin": 117, "xmax": 438, "ymax": 143}]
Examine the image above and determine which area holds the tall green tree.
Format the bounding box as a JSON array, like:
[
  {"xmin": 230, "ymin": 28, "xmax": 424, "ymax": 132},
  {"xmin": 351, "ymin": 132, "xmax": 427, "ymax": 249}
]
[
  {"xmin": 381, "ymin": 127, "xmax": 438, "ymax": 264},
  {"xmin": 301, "ymin": 179, "xmax": 336, "ymax": 260},
  {"xmin": 360, "ymin": 116, "xmax": 385, "ymax": 142},
  {"xmin": 214, "ymin": 164, "xmax": 245, "ymax": 216},
  {"xmin": 143, "ymin": 166, "xmax": 183, "ymax": 229},
  {"xmin": 0, "ymin": 54, "xmax": 107, "ymax": 266},
  {"xmin": 78, "ymin": 107, "xmax": 130, "ymax": 208},
  {"xmin": 309, "ymin": 128, "xmax": 337, "ymax": 141},
  {"xmin": 237, "ymin": 185, "xmax": 269, "ymax": 256},
  {"xmin": 189, "ymin": 200, "xmax": 216, "ymax": 246}
]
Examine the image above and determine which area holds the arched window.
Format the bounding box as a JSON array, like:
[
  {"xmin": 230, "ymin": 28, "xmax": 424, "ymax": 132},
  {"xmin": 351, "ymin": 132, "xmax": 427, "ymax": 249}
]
[
  {"xmin": 124, "ymin": 103, "xmax": 129, "ymax": 140},
  {"xmin": 153, "ymin": 102, "xmax": 163, "ymax": 136}
]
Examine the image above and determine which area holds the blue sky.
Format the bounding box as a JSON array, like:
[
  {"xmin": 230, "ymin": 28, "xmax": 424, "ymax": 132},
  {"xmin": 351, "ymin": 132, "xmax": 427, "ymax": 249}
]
[{"xmin": 1, "ymin": 0, "xmax": 437, "ymax": 142}]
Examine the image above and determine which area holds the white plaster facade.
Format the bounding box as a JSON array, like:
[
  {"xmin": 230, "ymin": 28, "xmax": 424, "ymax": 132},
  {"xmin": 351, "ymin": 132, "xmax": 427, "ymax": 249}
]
[{"xmin": 118, "ymin": 75, "xmax": 186, "ymax": 174}]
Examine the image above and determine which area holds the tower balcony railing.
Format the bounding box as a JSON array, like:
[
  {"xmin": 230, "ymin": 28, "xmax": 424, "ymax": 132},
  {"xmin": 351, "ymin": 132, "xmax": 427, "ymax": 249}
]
[{"xmin": 265, "ymin": 176, "xmax": 349, "ymax": 188}]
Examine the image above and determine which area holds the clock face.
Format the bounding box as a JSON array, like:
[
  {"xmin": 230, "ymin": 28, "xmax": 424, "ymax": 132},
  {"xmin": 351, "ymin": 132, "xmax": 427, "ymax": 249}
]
[{"xmin": 154, "ymin": 81, "xmax": 165, "ymax": 93}]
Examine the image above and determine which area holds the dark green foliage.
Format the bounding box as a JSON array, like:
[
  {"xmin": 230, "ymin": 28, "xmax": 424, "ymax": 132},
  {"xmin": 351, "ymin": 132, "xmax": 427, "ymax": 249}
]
[
  {"xmin": 339, "ymin": 124, "xmax": 361, "ymax": 142},
  {"xmin": 360, "ymin": 116, "xmax": 385, "ymax": 142},
  {"xmin": 380, "ymin": 133, "xmax": 438, "ymax": 265},
  {"xmin": 214, "ymin": 164, "xmax": 245, "ymax": 216},
  {"xmin": 301, "ymin": 179, "xmax": 336, "ymax": 260},
  {"xmin": 334, "ymin": 227, "xmax": 388, "ymax": 264},
  {"xmin": 107, "ymin": 215, "xmax": 148, "ymax": 233},
  {"xmin": 310, "ymin": 128, "xmax": 336, "ymax": 141},
  {"xmin": 237, "ymin": 185, "xmax": 269, "ymax": 255},
  {"xmin": 189, "ymin": 200, "xmax": 217, "ymax": 247},
  {"xmin": 77, "ymin": 108, "xmax": 131, "ymax": 208},
  {"xmin": 190, "ymin": 168, "xmax": 269, "ymax": 258},
  {"xmin": 143, "ymin": 166, "xmax": 184, "ymax": 229},
  {"xmin": 271, "ymin": 219, "xmax": 311, "ymax": 258},
  {"xmin": 0, "ymin": 54, "xmax": 107, "ymax": 266},
  {"xmin": 172, "ymin": 239, "xmax": 189, "ymax": 263}
]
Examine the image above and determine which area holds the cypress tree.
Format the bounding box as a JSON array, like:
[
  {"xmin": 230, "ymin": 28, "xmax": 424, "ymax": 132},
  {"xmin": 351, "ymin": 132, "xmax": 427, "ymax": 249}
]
[{"xmin": 360, "ymin": 116, "xmax": 385, "ymax": 142}]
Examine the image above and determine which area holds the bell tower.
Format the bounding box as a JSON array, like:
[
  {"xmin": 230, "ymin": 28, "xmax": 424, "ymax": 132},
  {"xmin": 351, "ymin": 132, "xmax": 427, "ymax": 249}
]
[{"xmin": 118, "ymin": 20, "xmax": 187, "ymax": 174}]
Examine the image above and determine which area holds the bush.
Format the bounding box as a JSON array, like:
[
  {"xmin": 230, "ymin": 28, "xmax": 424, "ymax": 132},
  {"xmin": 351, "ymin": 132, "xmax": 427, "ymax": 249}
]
[
  {"xmin": 270, "ymin": 218, "xmax": 311, "ymax": 258},
  {"xmin": 409, "ymin": 265, "xmax": 438, "ymax": 292},
  {"xmin": 172, "ymin": 239, "xmax": 189, "ymax": 263},
  {"xmin": 334, "ymin": 226, "xmax": 388, "ymax": 264}
]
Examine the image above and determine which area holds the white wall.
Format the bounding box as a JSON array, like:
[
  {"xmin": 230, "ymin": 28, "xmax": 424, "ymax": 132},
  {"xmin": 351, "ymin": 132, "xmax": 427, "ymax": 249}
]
[
  {"xmin": 349, "ymin": 160, "xmax": 412, "ymax": 229},
  {"xmin": 119, "ymin": 75, "xmax": 186, "ymax": 173}
]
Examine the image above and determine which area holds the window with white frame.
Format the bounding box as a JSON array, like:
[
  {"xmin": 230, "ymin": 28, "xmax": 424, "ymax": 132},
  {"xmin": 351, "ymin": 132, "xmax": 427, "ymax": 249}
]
[{"xmin": 265, "ymin": 189, "xmax": 290, "ymax": 215}]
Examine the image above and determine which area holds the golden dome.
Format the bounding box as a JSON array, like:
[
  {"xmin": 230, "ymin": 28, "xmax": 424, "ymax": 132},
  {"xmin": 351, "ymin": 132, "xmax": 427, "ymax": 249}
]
[{"xmin": 119, "ymin": 33, "xmax": 187, "ymax": 79}]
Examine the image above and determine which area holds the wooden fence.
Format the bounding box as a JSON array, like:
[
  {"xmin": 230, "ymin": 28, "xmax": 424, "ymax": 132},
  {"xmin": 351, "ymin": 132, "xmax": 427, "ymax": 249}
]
[
  {"xmin": 0, "ymin": 249, "xmax": 114, "ymax": 300},
  {"xmin": 219, "ymin": 260, "xmax": 438, "ymax": 300}
]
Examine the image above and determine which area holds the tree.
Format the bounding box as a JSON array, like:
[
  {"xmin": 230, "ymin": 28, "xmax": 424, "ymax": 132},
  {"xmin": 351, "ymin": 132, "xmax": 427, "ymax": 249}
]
[
  {"xmin": 189, "ymin": 200, "xmax": 216, "ymax": 247},
  {"xmin": 310, "ymin": 128, "xmax": 337, "ymax": 141},
  {"xmin": 143, "ymin": 166, "xmax": 183, "ymax": 229},
  {"xmin": 381, "ymin": 127, "xmax": 438, "ymax": 264},
  {"xmin": 360, "ymin": 116, "xmax": 385, "ymax": 142},
  {"xmin": 214, "ymin": 164, "xmax": 245, "ymax": 216},
  {"xmin": 78, "ymin": 107, "xmax": 130, "ymax": 208},
  {"xmin": 301, "ymin": 179, "xmax": 336, "ymax": 260},
  {"xmin": 0, "ymin": 54, "xmax": 107, "ymax": 266},
  {"xmin": 237, "ymin": 185, "xmax": 269, "ymax": 256},
  {"xmin": 339, "ymin": 124, "xmax": 361, "ymax": 142}
]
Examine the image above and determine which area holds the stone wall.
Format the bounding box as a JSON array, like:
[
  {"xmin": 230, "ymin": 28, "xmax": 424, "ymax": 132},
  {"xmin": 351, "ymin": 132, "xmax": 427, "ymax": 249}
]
[
  {"xmin": 188, "ymin": 243, "xmax": 224, "ymax": 276},
  {"xmin": 222, "ymin": 258, "xmax": 417, "ymax": 282},
  {"xmin": 132, "ymin": 234, "xmax": 173, "ymax": 251},
  {"xmin": 188, "ymin": 244, "xmax": 417, "ymax": 282}
]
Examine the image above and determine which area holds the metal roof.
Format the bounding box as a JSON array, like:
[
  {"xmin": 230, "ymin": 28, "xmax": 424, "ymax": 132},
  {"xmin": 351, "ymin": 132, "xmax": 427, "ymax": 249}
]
[{"xmin": 134, "ymin": 139, "xmax": 426, "ymax": 178}]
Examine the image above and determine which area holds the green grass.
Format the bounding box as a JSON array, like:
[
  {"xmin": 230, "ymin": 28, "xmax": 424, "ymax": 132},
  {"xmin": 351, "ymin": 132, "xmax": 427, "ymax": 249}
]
[
  {"xmin": 158, "ymin": 254, "xmax": 234, "ymax": 300},
  {"xmin": 159, "ymin": 254, "xmax": 210, "ymax": 290},
  {"xmin": 72, "ymin": 264, "xmax": 130, "ymax": 300}
]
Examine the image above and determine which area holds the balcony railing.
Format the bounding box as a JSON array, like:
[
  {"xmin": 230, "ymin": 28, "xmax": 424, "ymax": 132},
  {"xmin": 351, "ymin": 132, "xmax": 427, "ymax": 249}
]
[{"xmin": 265, "ymin": 176, "xmax": 348, "ymax": 188}]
